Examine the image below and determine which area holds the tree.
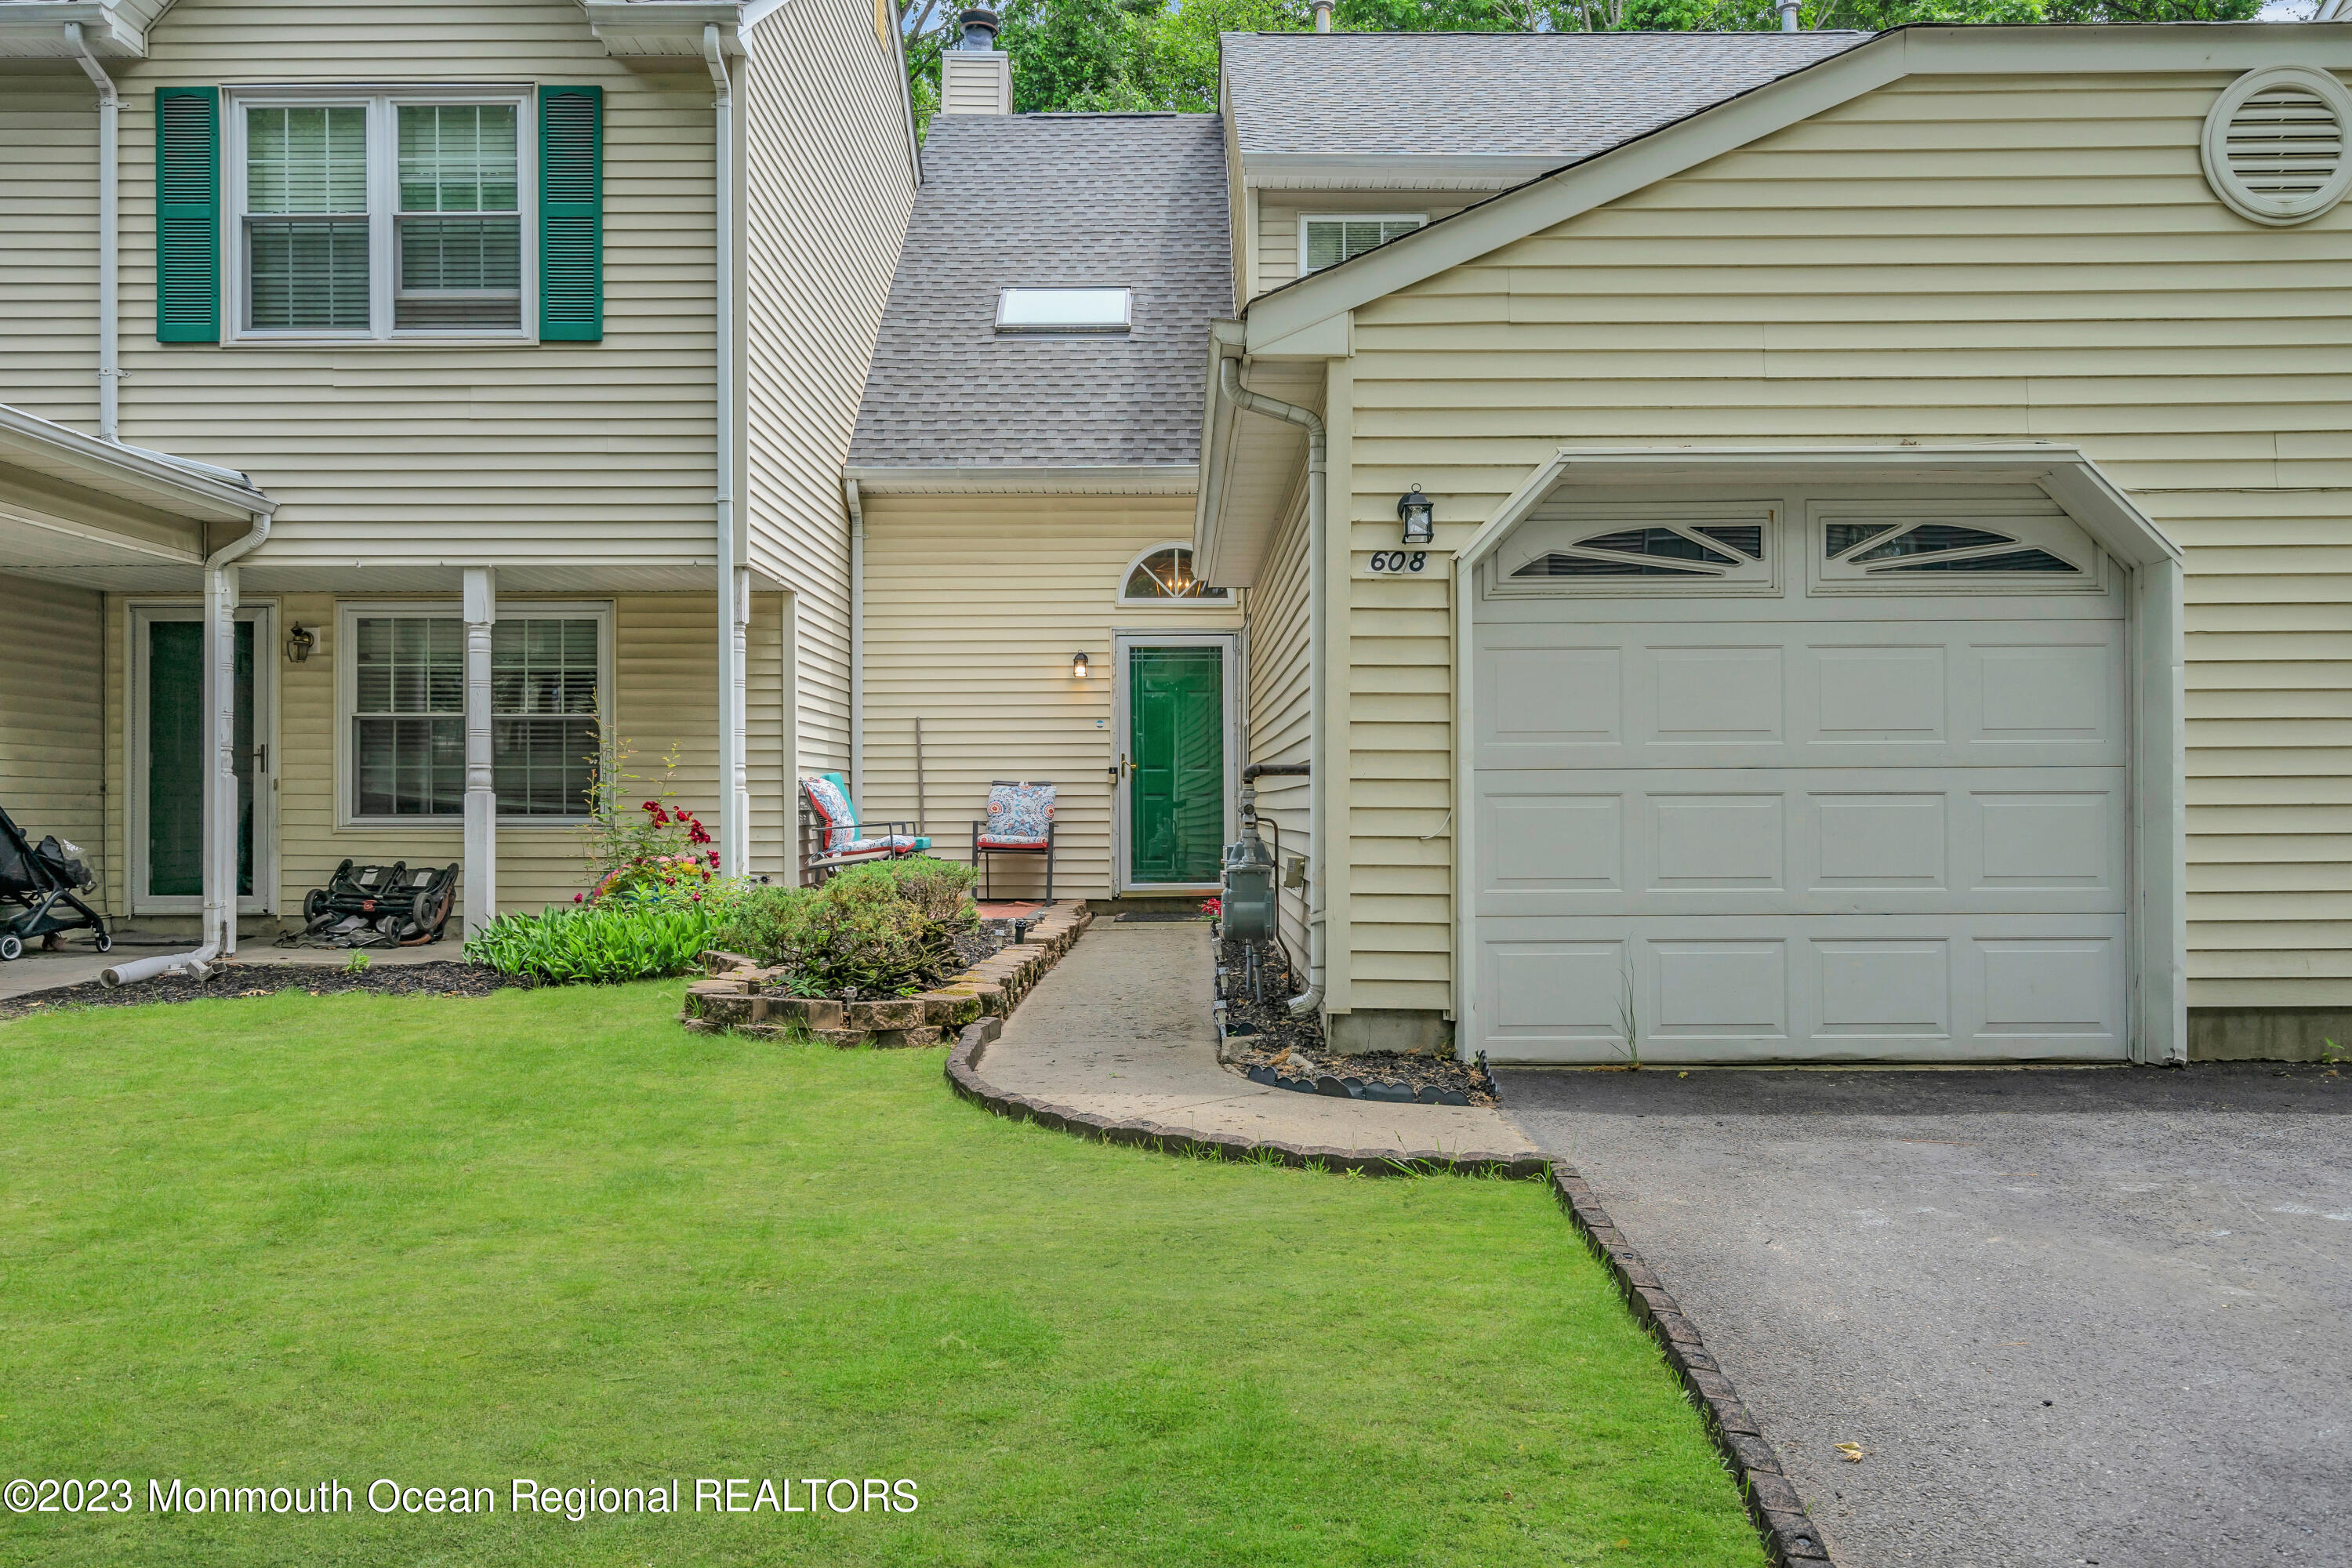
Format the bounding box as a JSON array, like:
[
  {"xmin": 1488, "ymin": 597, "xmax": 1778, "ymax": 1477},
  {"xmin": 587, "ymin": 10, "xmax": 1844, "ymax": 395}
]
[{"xmin": 895, "ymin": 0, "xmax": 2262, "ymax": 129}]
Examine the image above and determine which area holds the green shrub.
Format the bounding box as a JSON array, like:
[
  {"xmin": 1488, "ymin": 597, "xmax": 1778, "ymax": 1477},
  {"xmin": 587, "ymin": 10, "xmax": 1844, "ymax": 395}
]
[
  {"xmin": 465, "ymin": 893, "xmax": 720, "ymax": 983},
  {"xmin": 848, "ymin": 855, "xmax": 979, "ymax": 924},
  {"xmin": 710, "ymin": 869, "xmax": 964, "ymax": 1000}
]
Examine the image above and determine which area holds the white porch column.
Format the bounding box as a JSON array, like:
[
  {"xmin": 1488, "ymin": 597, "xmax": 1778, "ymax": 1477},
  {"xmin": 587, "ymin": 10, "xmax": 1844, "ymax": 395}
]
[
  {"xmin": 204, "ymin": 561, "xmax": 241, "ymax": 956},
  {"xmin": 463, "ymin": 567, "xmax": 497, "ymax": 938}
]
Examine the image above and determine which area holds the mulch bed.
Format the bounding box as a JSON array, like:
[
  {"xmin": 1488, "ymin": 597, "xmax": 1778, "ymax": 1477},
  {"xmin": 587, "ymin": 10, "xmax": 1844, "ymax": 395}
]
[
  {"xmin": 1216, "ymin": 932, "xmax": 1499, "ymax": 1107},
  {"xmin": 0, "ymin": 960, "xmax": 519, "ymax": 1022}
]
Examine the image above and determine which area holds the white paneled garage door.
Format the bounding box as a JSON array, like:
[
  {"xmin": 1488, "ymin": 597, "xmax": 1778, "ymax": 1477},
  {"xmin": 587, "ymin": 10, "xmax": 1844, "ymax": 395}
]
[{"xmin": 1468, "ymin": 492, "xmax": 2132, "ymax": 1063}]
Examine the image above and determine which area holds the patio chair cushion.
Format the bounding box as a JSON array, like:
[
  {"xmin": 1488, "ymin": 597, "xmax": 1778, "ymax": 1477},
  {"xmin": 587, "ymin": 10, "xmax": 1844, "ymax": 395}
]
[
  {"xmin": 979, "ymin": 782, "xmax": 1055, "ymax": 848},
  {"xmin": 802, "ymin": 772, "xmax": 859, "ymax": 852},
  {"xmin": 829, "ymin": 834, "xmax": 931, "ymax": 859}
]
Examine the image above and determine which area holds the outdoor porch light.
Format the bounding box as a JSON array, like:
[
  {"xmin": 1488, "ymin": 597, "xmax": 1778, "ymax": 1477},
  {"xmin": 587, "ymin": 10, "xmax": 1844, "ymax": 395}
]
[
  {"xmin": 285, "ymin": 622, "xmax": 315, "ymax": 663},
  {"xmin": 1072, "ymin": 651, "xmax": 1091, "ymax": 679},
  {"xmin": 1398, "ymin": 485, "xmax": 1436, "ymax": 546}
]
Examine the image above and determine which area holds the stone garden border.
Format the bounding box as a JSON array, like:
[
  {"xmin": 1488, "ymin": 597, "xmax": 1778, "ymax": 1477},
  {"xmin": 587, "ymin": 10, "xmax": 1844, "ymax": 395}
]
[
  {"xmin": 945, "ymin": 1026, "xmax": 1833, "ymax": 1567},
  {"xmin": 680, "ymin": 900, "xmax": 1094, "ymax": 1047}
]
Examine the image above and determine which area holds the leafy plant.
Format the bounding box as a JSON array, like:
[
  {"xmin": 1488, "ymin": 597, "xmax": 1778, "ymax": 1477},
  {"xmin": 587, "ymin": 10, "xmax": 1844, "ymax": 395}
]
[
  {"xmin": 343, "ymin": 951, "xmax": 371, "ymax": 975},
  {"xmin": 1617, "ymin": 962, "xmax": 1641, "ymax": 1073},
  {"xmin": 577, "ymin": 724, "xmax": 719, "ymax": 902},
  {"xmin": 711, "ymin": 867, "xmax": 967, "ymax": 1000},
  {"xmin": 465, "ymin": 893, "xmax": 722, "ymax": 984},
  {"xmin": 859, "ymin": 855, "xmax": 981, "ymax": 925}
]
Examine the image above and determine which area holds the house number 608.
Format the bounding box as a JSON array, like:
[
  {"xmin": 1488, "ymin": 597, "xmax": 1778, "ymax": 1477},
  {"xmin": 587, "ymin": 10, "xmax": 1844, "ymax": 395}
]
[{"xmin": 1368, "ymin": 551, "xmax": 1428, "ymax": 574}]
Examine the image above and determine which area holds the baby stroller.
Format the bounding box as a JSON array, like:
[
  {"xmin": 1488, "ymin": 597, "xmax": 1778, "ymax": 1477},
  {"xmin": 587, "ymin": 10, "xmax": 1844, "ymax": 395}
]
[
  {"xmin": 294, "ymin": 859, "xmax": 459, "ymax": 947},
  {"xmin": 0, "ymin": 804, "xmax": 111, "ymax": 961}
]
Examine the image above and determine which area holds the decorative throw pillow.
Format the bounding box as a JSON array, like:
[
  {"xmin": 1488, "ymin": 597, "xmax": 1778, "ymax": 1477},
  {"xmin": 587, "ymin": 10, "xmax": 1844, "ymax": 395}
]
[
  {"xmin": 980, "ymin": 782, "xmax": 1054, "ymax": 848},
  {"xmin": 802, "ymin": 773, "xmax": 859, "ymax": 852}
]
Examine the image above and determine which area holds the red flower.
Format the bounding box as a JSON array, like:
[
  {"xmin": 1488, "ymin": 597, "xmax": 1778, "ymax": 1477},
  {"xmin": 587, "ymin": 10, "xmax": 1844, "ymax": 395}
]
[
  {"xmin": 688, "ymin": 822, "xmax": 713, "ymax": 846},
  {"xmin": 573, "ymin": 891, "xmax": 584, "ymax": 903},
  {"xmin": 641, "ymin": 800, "xmax": 670, "ymax": 824},
  {"xmin": 707, "ymin": 849, "xmax": 720, "ymax": 868}
]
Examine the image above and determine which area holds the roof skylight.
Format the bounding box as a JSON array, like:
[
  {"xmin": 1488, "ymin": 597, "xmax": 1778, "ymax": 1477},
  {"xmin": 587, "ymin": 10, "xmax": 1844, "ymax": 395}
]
[{"xmin": 996, "ymin": 286, "xmax": 1131, "ymax": 335}]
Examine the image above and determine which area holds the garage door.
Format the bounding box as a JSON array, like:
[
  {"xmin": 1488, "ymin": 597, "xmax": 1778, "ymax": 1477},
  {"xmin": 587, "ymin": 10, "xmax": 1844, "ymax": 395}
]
[{"xmin": 1469, "ymin": 494, "xmax": 2130, "ymax": 1064}]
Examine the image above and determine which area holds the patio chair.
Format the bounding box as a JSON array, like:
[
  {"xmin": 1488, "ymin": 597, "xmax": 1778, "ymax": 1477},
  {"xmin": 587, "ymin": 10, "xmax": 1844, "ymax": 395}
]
[
  {"xmin": 800, "ymin": 772, "xmax": 930, "ymax": 883},
  {"xmin": 970, "ymin": 780, "xmax": 1055, "ymax": 903}
]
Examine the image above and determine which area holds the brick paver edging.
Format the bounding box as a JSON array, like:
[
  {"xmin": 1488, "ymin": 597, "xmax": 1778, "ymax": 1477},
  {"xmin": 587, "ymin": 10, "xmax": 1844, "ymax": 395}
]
[
  {"xmin": 1548, "ymin": 1168, "xmax": 1834, "ymax": 1566},
  {"xmin": 944, "ymin": 1024, "xmax": 1547, "ymax": 1178},
  {"xmin": 945, "ymin": 1025, "xmax": 1831, "ymax": 1566}
]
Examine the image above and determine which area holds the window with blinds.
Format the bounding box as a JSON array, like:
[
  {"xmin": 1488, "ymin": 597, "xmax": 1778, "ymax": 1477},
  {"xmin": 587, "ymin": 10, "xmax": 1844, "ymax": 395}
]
[
  {"xmin": 231, "ymin": 90, "xmax": 535, "ymax": 340},
  {"xmin": 245, "ymin": 106, "xmax": 369, "ymax": 331},
  {"xmin": 396, "ymin": 104, "xmax": 522, "ymax": 330},
  {"xmin": 348, "ymin": 612, "xmax": 602, "ymax": 821},
  {"xmin": 1301, "ymin": 214, "xmax": 1425, "ymax": 274}
]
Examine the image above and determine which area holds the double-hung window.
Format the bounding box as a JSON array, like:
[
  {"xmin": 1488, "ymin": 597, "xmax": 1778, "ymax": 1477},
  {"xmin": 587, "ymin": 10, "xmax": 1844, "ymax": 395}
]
[
  {"xmin": 1300, "ymin": 213, "xmax": 1425, "ymax": 274},
  {"xmin": 228, "ymin": 88, "xmax": 533, "ymax": 342},
  {"xmin": 341, "ymin": 604, "xmax": 608, "ymax": 824}
]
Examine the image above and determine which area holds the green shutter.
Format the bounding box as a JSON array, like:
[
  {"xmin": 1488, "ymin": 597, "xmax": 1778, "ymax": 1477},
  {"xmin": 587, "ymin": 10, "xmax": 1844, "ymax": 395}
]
[
  {"xmin": 538, "ymin": 85, "xmax": 602, "ymax": 342},
  {"xmin": 155, "ymin": 87, "xmax": 220, "ymax": 343}
]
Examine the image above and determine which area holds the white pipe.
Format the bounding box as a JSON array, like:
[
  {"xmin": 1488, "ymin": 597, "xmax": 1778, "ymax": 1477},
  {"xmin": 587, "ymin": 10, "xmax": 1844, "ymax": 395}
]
[
  {"xmin": 844, "ymin": 478, "xmax": 865, "ymax": 798},
  {"xmin": 102, "ymin": 511, "xmax": 272, "ymax": 987},
  {"xmin": 67, "ymin": 23, "xmax": 119, "ymax": 444},
  {"xmin": 1777, "ymin": 0, "xmax": 1800, "ymax": 29},
  {"xmin": 462, "ymin": 566, "xmax": 497, "ymax": 938},
  {"xmin": 706, "ymin": 24, "xmax": 750, "ymax": 878},
  {"xmin": 1218, "ymin": 358, "xmax": 1326, "ymax": 1018}
]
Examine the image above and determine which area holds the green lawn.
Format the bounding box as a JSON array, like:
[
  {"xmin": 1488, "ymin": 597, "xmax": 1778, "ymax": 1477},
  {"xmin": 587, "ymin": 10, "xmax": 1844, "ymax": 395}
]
[{"xmin": 0, "ymin": 982, "xmax": 1762, "ymax": 1566}]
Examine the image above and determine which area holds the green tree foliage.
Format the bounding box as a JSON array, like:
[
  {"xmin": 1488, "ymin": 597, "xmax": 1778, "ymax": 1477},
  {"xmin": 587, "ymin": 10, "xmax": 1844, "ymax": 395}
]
[{"xmin": 899, "ymin": 0, "xmax": 2259, "ymax": 129}]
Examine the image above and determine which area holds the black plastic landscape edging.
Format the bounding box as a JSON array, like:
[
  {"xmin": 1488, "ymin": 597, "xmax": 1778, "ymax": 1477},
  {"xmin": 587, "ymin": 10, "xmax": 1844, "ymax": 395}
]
[{"xmin": 943, "ymin": 1025, "xmax": 1833, "ymax": 1566}]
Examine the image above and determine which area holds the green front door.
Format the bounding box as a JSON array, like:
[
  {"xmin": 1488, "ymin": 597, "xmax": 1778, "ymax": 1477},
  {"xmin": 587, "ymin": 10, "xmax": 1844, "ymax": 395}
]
[
  {"xmin": 147, "ymin": 619, "xmax": 255, "ymax": 900},
  {"xmin": 1128, "ymin": 645, "xmax": 1224, "ymax": 885}
]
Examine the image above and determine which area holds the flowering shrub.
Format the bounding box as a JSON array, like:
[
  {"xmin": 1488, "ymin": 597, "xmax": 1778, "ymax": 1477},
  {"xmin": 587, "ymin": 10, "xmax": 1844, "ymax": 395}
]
[{"xmin": 577, "ymin": 727, "xmax": 724, "ymax": 902}]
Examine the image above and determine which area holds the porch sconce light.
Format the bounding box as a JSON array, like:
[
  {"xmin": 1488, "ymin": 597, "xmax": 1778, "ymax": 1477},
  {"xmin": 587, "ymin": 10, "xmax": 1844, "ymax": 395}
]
[
  {"xmin": 1398, "ymin": 484, "xmax": 1436, "ymax": 546},
  {"xmin": 1072, "ymin": 651, "xmax": 1091, "ymax": 680},
  {"xmin": 285, "ymin": 622, "xmax": 315, "ymax": 663}
]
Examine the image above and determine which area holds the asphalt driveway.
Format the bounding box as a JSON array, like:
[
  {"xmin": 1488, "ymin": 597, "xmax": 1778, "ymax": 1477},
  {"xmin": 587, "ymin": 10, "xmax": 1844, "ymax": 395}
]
[{"xmin": 1498, "ymin": 1064, "xmax": 2350, "ymax": 1568}]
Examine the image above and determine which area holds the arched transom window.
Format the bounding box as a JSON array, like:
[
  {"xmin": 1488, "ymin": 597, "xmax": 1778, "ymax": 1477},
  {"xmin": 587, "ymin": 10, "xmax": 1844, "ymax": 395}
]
[{"xmin": 1120, "ymin": 543, "xmax": 1229, "ymax": 604}]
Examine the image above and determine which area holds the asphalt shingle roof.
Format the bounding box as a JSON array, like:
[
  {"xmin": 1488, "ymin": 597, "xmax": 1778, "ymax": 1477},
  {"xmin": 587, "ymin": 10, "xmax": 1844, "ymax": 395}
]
[
  {"xmin": 846, "ymin": 114, "xmax": 1230, "ymax": 470},
  {"xmin": 1221, "ymin": 30, "xmax": 1872, "ymax": 160}
]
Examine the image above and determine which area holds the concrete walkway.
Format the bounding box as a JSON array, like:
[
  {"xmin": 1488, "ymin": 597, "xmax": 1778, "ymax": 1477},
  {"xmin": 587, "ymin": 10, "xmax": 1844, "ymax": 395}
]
[
  {"xmin": 977, "ymin": 920, "xmax": 1535, "ymax": 1157},
  {"xmin": 1502, "ymin": 1065, "xmax": 2352, "ymax": 1568}
]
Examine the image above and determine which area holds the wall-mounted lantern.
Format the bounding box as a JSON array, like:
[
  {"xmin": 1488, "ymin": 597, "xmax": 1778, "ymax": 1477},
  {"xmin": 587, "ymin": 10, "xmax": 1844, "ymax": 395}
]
[
  {"xmin": 1397, "ymin": 484, "xmax": 1436, "ymax": 546},
  {"xmin": 285, "ymin": 622, "xmax": 315, "ymax": 663},
  {"xmin": 1072, "ymin": 651, "xmax": 1091, "ymax": 680}
]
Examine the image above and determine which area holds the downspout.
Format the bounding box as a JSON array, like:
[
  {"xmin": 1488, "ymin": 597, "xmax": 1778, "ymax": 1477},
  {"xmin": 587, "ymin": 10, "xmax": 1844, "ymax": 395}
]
[
  {"xmin": 1218, "ymin": 358, "xmax": 1325, "ymax": 1018},
  {"xmin": 67, "ymin": 23, "xmax": 119, "ymax": 443},
  {"xmin": 102, "ymin": 510, "xmax": 272, "ymax": 987},
  {"xmin": 844, "ymin": 478, "xmax": 866, "ymax": 797},
  {"xmin": 706, "ymin": 24, "xmax": 750, "ymax": 877}
]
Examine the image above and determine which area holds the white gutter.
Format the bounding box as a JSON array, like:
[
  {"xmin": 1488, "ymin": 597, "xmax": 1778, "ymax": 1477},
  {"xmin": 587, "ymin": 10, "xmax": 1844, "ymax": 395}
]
[
  {"xmin": 66, "ymin": 22, "xmax": 118, "ymax": 444},
  {"xmin": 705, "ymin": 24, "xmax": 750, "ymax": 878},
  {"xmin": 102, "ymin": 510, "xmax": 273, "ymax": 987},
  {"xmin": 844, "ymin": 477, "xmax": 865, "ymax": 797},
  {"xmin": 1217, "ymin": 358, "xmax": 1324, "ymax": 1018}
]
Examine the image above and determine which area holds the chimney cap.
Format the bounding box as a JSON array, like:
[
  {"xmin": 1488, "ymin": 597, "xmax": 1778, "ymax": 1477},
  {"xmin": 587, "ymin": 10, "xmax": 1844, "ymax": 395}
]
[{"xmin": 956, "ymin": 6, "xmax": 1000, "ymax": 49}]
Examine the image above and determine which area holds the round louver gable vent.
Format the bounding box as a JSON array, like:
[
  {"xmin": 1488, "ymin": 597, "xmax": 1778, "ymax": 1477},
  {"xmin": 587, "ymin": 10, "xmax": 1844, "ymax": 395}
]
[{"xmin": 2203, "ymin": 66, "xmax": 2352, "ymax": 227}]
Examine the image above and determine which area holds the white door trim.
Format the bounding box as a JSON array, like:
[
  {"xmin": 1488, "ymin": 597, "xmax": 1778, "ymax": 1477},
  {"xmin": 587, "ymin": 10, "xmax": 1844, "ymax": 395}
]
[
  {"xmin": 1450, "ymin": 447, "xmax": 2186, "ymax": 1066},
  {"xmin": 128, "ymin": 601, "xmax": 278, "ymax": 916},
  {"xmin": 1112, "ymin": 628, "xmax": 1243, "ymax": 898}
]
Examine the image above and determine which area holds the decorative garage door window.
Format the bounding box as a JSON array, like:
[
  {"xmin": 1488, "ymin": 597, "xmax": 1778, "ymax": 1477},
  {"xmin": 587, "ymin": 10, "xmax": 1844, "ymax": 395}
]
[
  {"xmin": 1813, "ymin": 501, "xmax": 2100, "ymax": 593},
  {"xmin": 1490, "ymin": 504, "xmax": 1777, "ymax": 597}
]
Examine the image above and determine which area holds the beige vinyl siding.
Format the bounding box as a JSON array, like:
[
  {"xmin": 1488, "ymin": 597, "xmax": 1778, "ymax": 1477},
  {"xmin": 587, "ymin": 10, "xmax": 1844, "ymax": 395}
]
[
  {"xmin": 861, "ymin": 493, "xmax": 1240, "ymax": 899},
  {"xmin": 1252, "ymin": 194, "xmax": 1466, "ymax": 299},
  {"xmin": 1336, "ymin": 69, "xmax": 2352, "ymax": 1014},
  {"xmin": 1241, "ymin": 492, "xmax": 1312, "ymax": 960},
  {"xmin": 97, "ymin": 591, "xmax": 789, "ymax": 922},
  {"xmin": 0, "ymin": 73, "xmax": 100, "ymax": 433},
  {"xmin": 742, "ymin": 0, "xmax": 916, "ymax": 774},
  {"xmin": 0, "ymin": 576, "xmax": 108, "ymax": 906},
  {"xmin": 62, "ymin": 0, "xmax": 724, "ymax": 578}
]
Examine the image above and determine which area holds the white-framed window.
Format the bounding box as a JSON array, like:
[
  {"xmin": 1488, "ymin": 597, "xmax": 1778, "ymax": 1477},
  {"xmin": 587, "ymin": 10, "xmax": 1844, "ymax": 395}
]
[
  {"xmin": 1488, "ymin": 503, "xmax": 1780, "ymax": 597},
  {"xmin": 1809, "ymin": 501, "xmax": 2103, "ymax": 596},
  {"xmin": 335, "ymin": 601, "xmax": 611, "ymax": 825},
  {"xmin": 1118, "ymin": 543, "xmax": 1229, "ymax": 606},
  {"xmin": 1300, "ymin": 213, "xmax": 1425, "ymax": 274},
  {"xmin": 224, "ymin": 85, "xmax": 535, "ymax": 343},
  {"xmin": 995, "ymin": 286, "xmax": 1131, "ymax": 336}
]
